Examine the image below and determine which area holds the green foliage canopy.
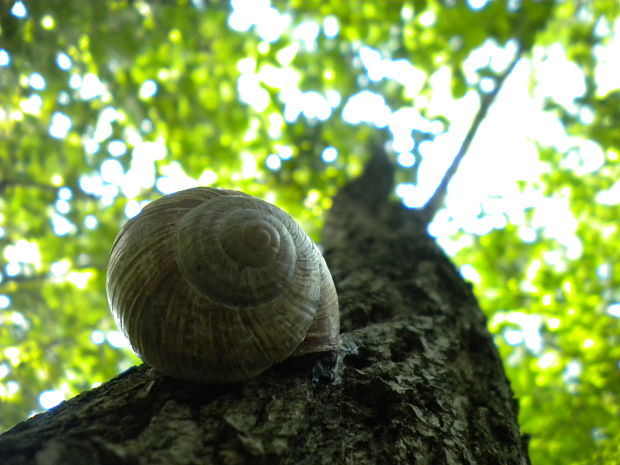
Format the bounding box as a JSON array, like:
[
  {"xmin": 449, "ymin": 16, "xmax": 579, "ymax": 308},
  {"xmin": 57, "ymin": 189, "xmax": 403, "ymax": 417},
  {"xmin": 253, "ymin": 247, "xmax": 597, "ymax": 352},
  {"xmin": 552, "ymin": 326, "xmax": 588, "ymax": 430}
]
[{"xmin": 0, "ymin": 1, "xmax": 619, "ymax": 464}]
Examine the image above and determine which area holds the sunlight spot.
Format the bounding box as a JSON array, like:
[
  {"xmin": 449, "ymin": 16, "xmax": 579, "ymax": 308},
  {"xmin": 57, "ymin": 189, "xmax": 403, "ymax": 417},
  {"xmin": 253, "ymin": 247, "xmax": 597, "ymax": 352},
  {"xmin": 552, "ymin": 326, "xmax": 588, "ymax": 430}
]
[
  {"xmin": 594, "ymin": 18, "xmax": 620, "ymax": 95},
  {"xmin": 582, "ymin": 338, "xmax": 595, "ymax": 349},
  {"xmin": 266, "ymin": 154, "xmax": 281, "ymax": 170},
  {"xmin": 237, "ymin": 56, "xmax": 256, "ymax": 74},
  {"xmin": 0, "ymin": 364, "xmax": 9, "ymax": 378},
  {"xmin": 397, "ymin": 152, "xmax": 415, "ymax": 168},
  {"xmin": 467, "ymin": 0, "xmax": 490, "ymax": 9},
  {"xmin": 80, "ymin": 73, "xmax": 106, "ymax": 100},
  {"xmin": 276, "ymin": 43, "xmax": 299, "ymax": 66},
  {"xmin": 107, "ymin": 140, "xmax": 127, "ymax": 157},
  {"xmin": 51, "ymin": 214, "xmax": 77, "ymax": 236},
  {"xmin": 124, "ymin": 200, "xmax": 143, "ymax": 219},
  {"xmin": 90, "ymin": 330, "xmax": 105, "ymax": 345},
  {"xmin": 11, "ymin": 1, "xmax": 27, "ymax": 18},
  {"xmin": 41, "ymin": 15, "xmax": 55, "ymax": 29},
  {"xmin": 9, "ymin": 110, "xmax": 23, "ymax": 121},
  {"xmin": 401, "ymin": 5, "xmax": 414, "ymax": 21},
  {"xmin": 100, "ymin": 159, "xmax": 124, "ymax": 184},
  {"xmin": 4, "ymin": 240, "xmax": 42, "ymax": 268},
  {"xmin": 20, "ymin": 94, "xmax": 43, "ymax": 115},
  {"xmin": 547, "ymin": 317, "xmax": 561, "ymax": 330},
  {"xmin": 526, "ymin": 259, "xmax": 541, "ymax": 281},
  {"xmin": 388, "ymin": 107, "xmax": 434, "ymax": 152},
  {"xmin": 56, "ymin": 52, "xmax": 72, "ymax": 70},
  {"xmin": 532, "ymin": 197, "xmax": 581, "ymax": 259},
  {"xmin": 563, "ymin": 360, "xmax": 581, "ymax": 383},
  {"xmin": 199, "ymin": 169, "xmax": 218, "ymax": 186},
  {"xmin": 55, "ymin": 199, "xmax": 70, "ymax": 214},
  {"xmin": 597, "ymin": 263, "xmax": 611, "ymax": 279},
  {"xmin": 69, "ymin": 74, "xmax": 82, "ymax": 89},
  {"xmin": 518, "ymin": 226, "xmax": 537, "ymax": 243},
  {"xmin": 326, "ymin": 90, "xmax": 341, "ymax": 107},
  {"xmin": 139, "ymin": 79, "xmax": 158, "ymax": 99},
  {"xmin": 342, "ymin": 91, "xmax": 391, "ymax": 127},
  {"xmin": 395, "ymin": 183, "xmax": 417, "ymax": 206},
  {"xmin": 67, "ymin": 271, "xmax": 92, "ymax": 289},
  {"xmin": 84, "ymin": 215, "xmax": 98, "ymax": 229},
  {"xmin": 579, "ymin": 106, "xmax": 594, "ymax": 124},
  {"xmin": 257, "ymin": 41, "xmax": 269, "ymax": 54},
  {"xmin": 323, "ymin": 16, "xmax": 339, "ymax": 38},
  {"xmin": 360, "ymin": 47, "xmax": 383, "ymax": 82},
  {"xmin": 268, "ymin": 112, "xmax": 284, "ymax": 138},
  {"xmin": 305, "ymin": 190, "xmax": 320, "ymax": 208},
  {"xmin": 294, "ymin": 20, "xmax": 320, "ymax": 51},
  {"xmin": 134, "ymin": 137, "xmax": 166, "ymax": 160},
  {"xmin": 79, "ymin": 174, "xmax": 104, "ymax": 195},
  {"xmin": 229, "ymin": 0, "xmax": 269, "ymax": 32},
  {"xmin": 562, "ymin": 140, "xmax": 605, "ymax": 175},
  {"xmin": 283, "ymin": 90, "xmax": 331, "ymax": 122},
  {"xmin": 418, "ymin": 10, "xmax": 436, "ymax": 27},
  {"xmin": 505, "ymin": 312, "xmax": 543, "ymax": 353},
  {"xmin": 258, "ymin": 64, "xmax": 300, "ymax": 90},
  {"xmin": 49, "ymin": 112, "xmax": 72, "ymax": 139},
  {"xmin": 5, "ymin": 381, "xmax": 19, "ymax": 397},
  {"xmin": 39, "ymin": 390, "xmax": 64, "ymax": 409},
  {"xmin": 503, "ymin": 328, "xmax": 523, "ymax": 345},
  {"xmin": 169, "ymin": 28, "xmax": 181, "ymax": 42},
  {"xmin": 0, "ymin": 295, "xmax": 10, "ymax": 309},
  {"xmin": 277, "ymin": 145, "xmax": 293, "ymax": 160},
  {"xmin": 237, "ymin": 74, "xmax": 270, "ymax": 112},
  {"xmin": 537, "ymin": 351, "xmax": 558, "ymax": 369},
  {"xmin": 535, "ymin": 43, "xmax": 586, "ymax": 113},
  {"xmin": 155, "ymin": 161, "xmax": 199, "ymax": 194},
  {"xmin": 107, "ymin": 330, "xmax": 129, "ymax": 348},
  {"xmin": 596, "ymin": 179, "xmax": 620, "ymax": 205},
  {"xmin": 0, "ymin": 49, "xmax": 10, "ymax": 66},
  {"xmin": 5, "ymin": 263, "xmax": 20, "ymax": 277},
  {"xmin": 321, "ymin": 146, "xmax": 338, "ymax": 163},
  {"xmin": 120, "ymin": 139, "xmax": 166, "ymax": 198},
  {"xmin": 301, "ymin": 91, "xmax": 331, "ymax": 120},
  {"xmin": 256, "ymin": 8, "xmax": 290, "ymax": 43},
  {"xmin": 459, "ymin": 264, "xmax": 481, "ymax": 284},
  {"xmin": 607, "ymin": 303, "xmax": 620, "ymax": 318},
  {"xmin": 240, "ymin": 152, "xmax": 258, "ymax": 179},
  {"xmin": 479, "ymin": 77, "xmax": 495, "ymax": 92},
  {"xmin": 4, "ymin": 347, "xmax": 20, "ymax": 366},
  {"xmin": 28, "ymin": 73, "xmax": 46, "ymax": 90},
  {"xmin": 358, "ymin": 46, "xmax": 426, "ymax": 96},
  {"xmin": 58, "ymin": 187, "xmax": 72, "ymax": 200}
]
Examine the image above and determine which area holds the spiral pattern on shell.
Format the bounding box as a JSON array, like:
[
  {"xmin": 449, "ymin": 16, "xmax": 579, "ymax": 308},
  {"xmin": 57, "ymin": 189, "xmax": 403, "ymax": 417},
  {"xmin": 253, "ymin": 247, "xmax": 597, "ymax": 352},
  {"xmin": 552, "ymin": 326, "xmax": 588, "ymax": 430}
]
[{"xmin": 106, "ymin": 187, "xmax": 339, "ymax": 384}]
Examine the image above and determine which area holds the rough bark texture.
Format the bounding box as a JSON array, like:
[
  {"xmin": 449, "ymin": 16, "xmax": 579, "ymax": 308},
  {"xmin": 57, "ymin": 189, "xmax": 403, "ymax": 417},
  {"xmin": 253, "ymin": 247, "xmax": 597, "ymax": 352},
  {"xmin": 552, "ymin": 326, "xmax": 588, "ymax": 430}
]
[{"xmin": 0, "ymin": 153, "xmax": 530, "ymax": 464}]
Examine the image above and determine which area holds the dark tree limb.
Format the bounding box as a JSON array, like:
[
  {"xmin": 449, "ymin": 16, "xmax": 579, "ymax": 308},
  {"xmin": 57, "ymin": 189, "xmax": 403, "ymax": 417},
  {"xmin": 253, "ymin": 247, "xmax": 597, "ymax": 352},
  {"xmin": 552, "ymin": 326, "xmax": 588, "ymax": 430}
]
[{"xmin": 421, "ymin": 45, "xmax": 524, "ymax": 224}]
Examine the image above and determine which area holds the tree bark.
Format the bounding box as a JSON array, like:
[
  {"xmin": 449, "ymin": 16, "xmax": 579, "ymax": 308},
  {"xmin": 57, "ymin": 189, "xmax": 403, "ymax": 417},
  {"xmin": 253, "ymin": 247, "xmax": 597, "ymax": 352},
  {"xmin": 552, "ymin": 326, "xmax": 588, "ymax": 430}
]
[{"xmin": 0, "ymin": 153, "xmax": 530, "ymax": 465}]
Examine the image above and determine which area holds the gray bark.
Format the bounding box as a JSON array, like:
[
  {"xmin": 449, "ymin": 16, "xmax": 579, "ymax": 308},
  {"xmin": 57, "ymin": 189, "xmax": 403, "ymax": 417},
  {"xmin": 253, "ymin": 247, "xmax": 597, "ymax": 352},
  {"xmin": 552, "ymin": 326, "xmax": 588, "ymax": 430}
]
[{"xmin": 0, "ymin": 152, "xmax": 530, "ymax": 464}]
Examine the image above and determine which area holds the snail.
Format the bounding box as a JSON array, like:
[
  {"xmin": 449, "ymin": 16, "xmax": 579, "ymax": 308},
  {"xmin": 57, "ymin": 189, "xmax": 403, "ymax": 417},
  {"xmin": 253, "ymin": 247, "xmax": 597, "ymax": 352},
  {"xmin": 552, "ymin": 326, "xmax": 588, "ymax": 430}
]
[{"xmin": 106, "ymin": 187, "xmax": 339, "ymax": 384}]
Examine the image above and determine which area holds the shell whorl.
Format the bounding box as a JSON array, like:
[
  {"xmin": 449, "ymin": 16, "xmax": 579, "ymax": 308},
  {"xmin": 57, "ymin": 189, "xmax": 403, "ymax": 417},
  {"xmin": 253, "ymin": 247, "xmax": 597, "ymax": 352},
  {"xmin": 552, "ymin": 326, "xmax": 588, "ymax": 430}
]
[{"xmin": 106, "ymin": 187, "xmax": 339, "ymax": 384}]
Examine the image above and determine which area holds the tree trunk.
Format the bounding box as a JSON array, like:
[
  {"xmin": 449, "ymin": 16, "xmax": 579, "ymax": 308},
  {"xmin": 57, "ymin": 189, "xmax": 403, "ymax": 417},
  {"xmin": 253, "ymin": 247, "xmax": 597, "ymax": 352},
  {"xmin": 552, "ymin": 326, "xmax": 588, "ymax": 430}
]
[{"xmin": 0, "ymin": 152, "xmax": 530, "ymax": 465}]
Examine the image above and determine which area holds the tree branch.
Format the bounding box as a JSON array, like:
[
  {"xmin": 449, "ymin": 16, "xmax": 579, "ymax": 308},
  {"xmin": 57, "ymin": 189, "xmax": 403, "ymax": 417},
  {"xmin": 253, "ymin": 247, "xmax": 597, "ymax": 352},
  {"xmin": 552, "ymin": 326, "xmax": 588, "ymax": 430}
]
[{"xmin": 421, "ymin": 44, "xmax": 524, "ymax": 224}]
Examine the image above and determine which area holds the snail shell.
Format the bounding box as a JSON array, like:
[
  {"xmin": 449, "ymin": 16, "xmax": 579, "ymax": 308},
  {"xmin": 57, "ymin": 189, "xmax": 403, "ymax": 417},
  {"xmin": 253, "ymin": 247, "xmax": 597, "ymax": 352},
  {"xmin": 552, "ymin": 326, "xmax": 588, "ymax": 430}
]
[{"xmin": 106, "ymin": 187, "xmax": 339, "ymax": 384}]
